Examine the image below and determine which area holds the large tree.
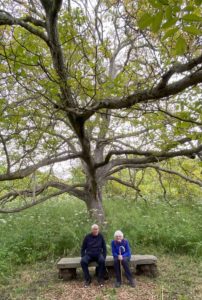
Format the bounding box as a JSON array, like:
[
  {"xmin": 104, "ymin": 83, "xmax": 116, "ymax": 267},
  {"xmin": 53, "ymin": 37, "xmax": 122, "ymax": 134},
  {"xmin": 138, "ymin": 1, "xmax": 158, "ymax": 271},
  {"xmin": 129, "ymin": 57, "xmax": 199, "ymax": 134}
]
[{"xmin": 0, "ymin": 0, "xmax": 202, "ymax": 222}]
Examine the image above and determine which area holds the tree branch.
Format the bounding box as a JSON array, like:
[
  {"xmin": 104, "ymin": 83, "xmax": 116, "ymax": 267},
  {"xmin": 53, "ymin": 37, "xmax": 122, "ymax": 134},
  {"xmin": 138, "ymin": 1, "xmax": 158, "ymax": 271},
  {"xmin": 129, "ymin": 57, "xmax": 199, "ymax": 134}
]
[
  {"xmin": 150, "ymin": 164, "xmax": 202, "ymax": 188},
  {"xmin": 0, "ymin": 184, "xmax": 85, "ymax": 214},
  {"xmin": 106, "ymin": 163, "xmax": 202, "ymax": 188},
  {"xmin": 0, "ymin": 10, "xmax": 49, "ymax": 44},
  {"xmin": 158, "ymin": 108, "xmax": 202, "ymax": 126},
  {"xmin": 91, "ymin": 55, "xmax": 202, "ymax": 111},
  {"xmin": 107, "ymin": 176, "xmax": 140, "ymax": 192},
  {"xmin": 0, "ymin": 133, "xmax": 11, "ymax": 173},
  {"xmin": 96, "ymin": 144, "xmax": 202, "ymax": 168},
  {"xmin": 21, "ymin": 16, "xmax": 46, "ymax": 27},
  {"xmin": 0, "ymin": 153, "xmax": 81, "ymax": 181},
  {"xmin": 156, "ymin": 54, "xmax": 202, "ymax": 89},
  {"xmin": 0, "ymin": 181, "xmax": 85, "ymax": 202},
  {"xmin": 40, "ymin": 0, "xmax": 63, "ymax": 17}
]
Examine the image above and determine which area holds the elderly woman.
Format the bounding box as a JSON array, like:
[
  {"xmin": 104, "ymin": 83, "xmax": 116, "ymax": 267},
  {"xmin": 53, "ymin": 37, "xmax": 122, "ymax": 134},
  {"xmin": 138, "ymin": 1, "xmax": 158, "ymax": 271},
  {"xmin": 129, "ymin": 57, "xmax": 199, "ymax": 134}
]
[{"xmin": 111, "ymin": 230, "xmax": 136, "ymax": 288}]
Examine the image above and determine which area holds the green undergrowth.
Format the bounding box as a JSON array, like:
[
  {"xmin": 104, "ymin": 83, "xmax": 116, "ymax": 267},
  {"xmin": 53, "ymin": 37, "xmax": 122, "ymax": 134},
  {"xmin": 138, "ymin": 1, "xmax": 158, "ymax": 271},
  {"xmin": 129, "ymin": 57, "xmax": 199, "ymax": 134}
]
[
  {"xmin": 0, "ymin": 196, "xmax": 201, "ymax": 284},
  {"xmin": 0, "ymin": 254, "xmax": 201, "ymax": 300}
]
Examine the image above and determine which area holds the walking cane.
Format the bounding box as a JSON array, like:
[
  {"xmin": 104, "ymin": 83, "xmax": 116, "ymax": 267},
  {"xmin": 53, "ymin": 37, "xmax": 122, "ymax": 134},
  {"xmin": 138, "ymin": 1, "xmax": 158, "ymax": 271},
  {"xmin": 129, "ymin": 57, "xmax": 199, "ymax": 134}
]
[{"xmin": 119, "ymin": 246, "xmax": 125, "ymax": 283}]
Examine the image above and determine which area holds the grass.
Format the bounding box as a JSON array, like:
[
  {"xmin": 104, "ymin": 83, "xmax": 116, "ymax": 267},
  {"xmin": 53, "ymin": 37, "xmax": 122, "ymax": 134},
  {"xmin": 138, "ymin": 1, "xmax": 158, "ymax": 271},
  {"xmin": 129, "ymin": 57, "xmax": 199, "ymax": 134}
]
[
  {"xmin": 0, "ymin": 196, "xmax": 201, "ymax": 298},
  {"xmin": 0, "ymin": 254, "xmax": 201, "ymax": 299},
  {"xmin": 156, "ymin": 254, "xmax": 202, "ymax": 299},
  {"xmin": 104, "ymin": 198, "xmax": 202, "ymax": 257}
]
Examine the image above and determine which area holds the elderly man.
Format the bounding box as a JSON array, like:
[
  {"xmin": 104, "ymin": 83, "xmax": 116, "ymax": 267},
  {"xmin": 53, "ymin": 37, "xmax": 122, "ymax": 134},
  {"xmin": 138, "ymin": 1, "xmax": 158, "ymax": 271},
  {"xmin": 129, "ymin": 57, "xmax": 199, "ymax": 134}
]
[{"xmin": 80, "ymin": 224, "xmax": 107, "ymax": 287}]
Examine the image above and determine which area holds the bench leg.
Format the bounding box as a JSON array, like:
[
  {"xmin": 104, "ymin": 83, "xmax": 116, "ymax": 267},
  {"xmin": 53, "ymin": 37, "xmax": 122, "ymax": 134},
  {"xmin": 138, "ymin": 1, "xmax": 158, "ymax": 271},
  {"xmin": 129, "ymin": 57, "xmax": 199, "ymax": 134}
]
[
  {"xmin": 59, "ymin": 268, "xmax": 77, "ymax": 281},
  {"xmin": 135, "ymin": 264, "xmax": 158, "ymax": 278},
  {"xmin": 149, "ymin": 264, "xmax": 158, "ymax": 277},
  {"xmin": 94, "ymin": 266, "xmax": 110, "ymax": 280},
  {"xmin": 106, "ymin": 266, "xmax": 114, "ymax": 278}
]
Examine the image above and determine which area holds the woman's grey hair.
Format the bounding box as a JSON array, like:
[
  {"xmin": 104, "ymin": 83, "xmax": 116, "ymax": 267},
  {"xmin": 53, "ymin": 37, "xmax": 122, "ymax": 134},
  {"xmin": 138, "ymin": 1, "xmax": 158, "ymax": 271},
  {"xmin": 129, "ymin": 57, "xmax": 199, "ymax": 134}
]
[{"xmin": 114, "ymin": 230, "xmax": 124, "ymax": 238}]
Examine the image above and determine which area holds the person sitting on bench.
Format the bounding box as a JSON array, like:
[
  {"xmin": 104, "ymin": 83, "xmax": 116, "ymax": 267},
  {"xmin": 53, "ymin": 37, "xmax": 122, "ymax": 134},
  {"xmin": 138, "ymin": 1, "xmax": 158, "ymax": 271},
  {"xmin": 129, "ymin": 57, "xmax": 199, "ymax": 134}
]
[
  {"xmin": 111, "ymin": 230, "xmax": 136, "ymax": 288},
  {"xmin": 80, "ymin": 224, "xmax": 106, "ymax": 287}
]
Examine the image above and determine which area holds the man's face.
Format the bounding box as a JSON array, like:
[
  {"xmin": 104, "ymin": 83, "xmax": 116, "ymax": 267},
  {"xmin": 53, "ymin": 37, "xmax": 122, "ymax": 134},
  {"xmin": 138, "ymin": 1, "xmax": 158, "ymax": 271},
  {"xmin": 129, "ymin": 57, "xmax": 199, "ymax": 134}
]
[{"xmin": 92, "ymin": 226, "xmax": 99, "ymax": 236}]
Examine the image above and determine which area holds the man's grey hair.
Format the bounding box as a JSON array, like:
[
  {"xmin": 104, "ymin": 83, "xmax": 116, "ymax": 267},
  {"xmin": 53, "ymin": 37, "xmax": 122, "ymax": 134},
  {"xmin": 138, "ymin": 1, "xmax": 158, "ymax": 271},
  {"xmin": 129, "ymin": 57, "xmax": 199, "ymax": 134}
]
[
  {"xmin": 91, "ymin": 224, "xmax": 99, "ymax": 229},
  {"xmin": 114, "ymin": 230, "xmax": 124, "ymax": 238}
]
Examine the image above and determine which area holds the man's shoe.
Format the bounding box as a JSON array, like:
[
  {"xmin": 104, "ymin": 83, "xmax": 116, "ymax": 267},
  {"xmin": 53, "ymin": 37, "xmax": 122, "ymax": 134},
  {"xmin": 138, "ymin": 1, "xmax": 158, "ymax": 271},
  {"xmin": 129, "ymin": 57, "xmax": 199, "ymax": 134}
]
[
  {"xmin": 114, "ymin": 281, "xmax": 121, "ymax": 288},
  {"xmin": 129, "ymin": 279, "xmax": 136, "ymax": 288},
  {"xmin": 84, "ymin": 278, "xmax": 91, "ymax": 287},
  {"xmin": 98, "ymin": 279, "xmax": 104, "ymax": 287}
]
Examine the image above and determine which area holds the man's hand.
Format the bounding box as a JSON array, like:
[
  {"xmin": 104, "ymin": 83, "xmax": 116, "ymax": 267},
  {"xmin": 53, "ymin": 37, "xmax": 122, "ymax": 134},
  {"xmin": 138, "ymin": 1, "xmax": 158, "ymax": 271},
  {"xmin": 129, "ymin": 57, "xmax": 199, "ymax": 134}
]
[{"xmin": 118, "ymin": 255, "xmax": 123, "ymax": 260}]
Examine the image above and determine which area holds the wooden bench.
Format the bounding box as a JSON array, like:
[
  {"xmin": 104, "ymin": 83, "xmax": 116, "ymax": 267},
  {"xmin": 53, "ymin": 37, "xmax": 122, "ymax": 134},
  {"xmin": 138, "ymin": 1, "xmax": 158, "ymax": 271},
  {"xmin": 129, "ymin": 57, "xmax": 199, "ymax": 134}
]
[{"xmin": 57, "ymin": 255, "xmax": 158, "ymax": 281}]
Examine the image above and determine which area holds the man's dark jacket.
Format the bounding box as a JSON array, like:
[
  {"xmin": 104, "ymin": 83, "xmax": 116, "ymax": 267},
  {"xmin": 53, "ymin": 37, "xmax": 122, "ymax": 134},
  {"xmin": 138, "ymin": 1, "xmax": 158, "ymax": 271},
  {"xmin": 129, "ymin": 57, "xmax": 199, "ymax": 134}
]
[{"xmin": 81, "ymin": 233, "xmax": 107, "ymax": 258}]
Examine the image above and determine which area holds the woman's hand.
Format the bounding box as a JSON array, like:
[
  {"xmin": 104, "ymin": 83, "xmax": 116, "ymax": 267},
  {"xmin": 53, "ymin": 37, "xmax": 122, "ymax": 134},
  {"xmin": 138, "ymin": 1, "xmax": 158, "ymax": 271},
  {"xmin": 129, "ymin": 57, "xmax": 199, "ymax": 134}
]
[{"xmin": 118, "ymin": 255, "xmax": 123, "ymax": 260}]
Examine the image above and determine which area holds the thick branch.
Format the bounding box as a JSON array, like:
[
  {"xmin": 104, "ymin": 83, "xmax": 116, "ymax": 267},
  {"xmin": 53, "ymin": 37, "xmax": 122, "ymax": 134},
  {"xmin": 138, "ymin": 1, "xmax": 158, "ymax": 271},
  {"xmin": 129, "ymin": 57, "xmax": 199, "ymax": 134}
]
[
  {"xmin": 96, "ymin": 144, "xmax": 202, "ymax": 169},
  {"xmin": 106, "ymin": 163, "xmax": 202, "ymax": 188},
  {"xmin": 0, "ymin": 133, "xmax": 11, "ymax": 173},
  {"xmin": 152, "ymin": 165, "xmax": 202, "ymax": 188},
  {"xmin": 0, "ymin": 181, "xmax": 85, "ymax": 202},
  {"xmin": 91, "ymin": 56, "xmax": 202, "ymax": 111},
  {"xmin": 0, "ymin": 185, "xmax": 85, "ymax": 214},
  {"xmin": 0, "ymin": 153, "xmax": 81, "ymax": 181},
  {"xmin": 21, "ymin": 16, "xmax": 46, "ymax": 27},
  {"xmin": 0, "ymin": 10, "xmax": 48, "ymax": 43},
  {"xmin": 0, "ymin": 178, "xmax": 87, "ymax": 213},
  {"xmin": 157, "ymin": 54, "xmax": 202, "ymax": 89},
  {"xmin": 40, "ymin": 0, "xmax": 62, "ymax": 17}
]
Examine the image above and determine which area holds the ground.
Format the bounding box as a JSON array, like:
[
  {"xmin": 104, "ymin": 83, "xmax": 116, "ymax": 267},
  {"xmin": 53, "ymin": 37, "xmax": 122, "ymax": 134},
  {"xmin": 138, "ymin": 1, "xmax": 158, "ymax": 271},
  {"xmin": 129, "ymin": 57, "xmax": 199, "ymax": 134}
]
[{"xmin": 0, "ymin": 254, "xmax": 201, "ymax": 300}]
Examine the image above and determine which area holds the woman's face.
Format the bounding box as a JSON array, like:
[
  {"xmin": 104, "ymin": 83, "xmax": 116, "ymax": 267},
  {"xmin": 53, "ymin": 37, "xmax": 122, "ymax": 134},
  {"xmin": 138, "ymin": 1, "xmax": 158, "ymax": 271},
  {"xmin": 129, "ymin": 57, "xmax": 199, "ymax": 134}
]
[{"xmin": 115, "ymin": 234, "xmax": 123, "ymax": 242}]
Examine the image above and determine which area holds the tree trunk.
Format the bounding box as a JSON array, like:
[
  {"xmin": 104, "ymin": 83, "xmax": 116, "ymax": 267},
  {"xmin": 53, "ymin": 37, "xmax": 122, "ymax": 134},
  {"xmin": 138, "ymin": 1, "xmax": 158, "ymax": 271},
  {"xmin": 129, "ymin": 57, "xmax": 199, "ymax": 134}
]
[{"xmin": 86, "ymin": 186, "xmax": 105, "ymax": 225}]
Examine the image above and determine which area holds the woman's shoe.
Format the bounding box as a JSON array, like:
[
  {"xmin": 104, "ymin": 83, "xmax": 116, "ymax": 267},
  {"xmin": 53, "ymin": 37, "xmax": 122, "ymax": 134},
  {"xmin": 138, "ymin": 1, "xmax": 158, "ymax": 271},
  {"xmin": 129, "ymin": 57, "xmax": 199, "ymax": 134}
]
[{"xmin": 114, "ymin": 281, "xmax": 121, "ymax": 288}]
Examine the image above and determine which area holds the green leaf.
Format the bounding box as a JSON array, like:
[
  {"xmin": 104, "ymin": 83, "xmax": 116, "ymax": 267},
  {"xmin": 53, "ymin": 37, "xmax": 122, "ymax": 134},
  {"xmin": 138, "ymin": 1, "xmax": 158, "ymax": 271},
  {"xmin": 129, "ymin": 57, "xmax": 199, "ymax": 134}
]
[
  {"xmin": 183, "ymin": 5, "xmax": 195, "ymax": 11},
  {"xmin": 172, "ymin": 6, "xmax": 181, "ymax": 13},
  {"xmin": 162, "ymin": 27, "xmax": 178, "ymax": 40},
  {"xmin": 151, "ymin": 11, "xmax": 163, "ymax": 32},
  {"xmin": 175, "ymin": 36, "xmax": 187, "ymax": 55},
  {"xmin": 159, "ymin": 0, "xmax": 169, "ymax": 4},
  {"xmin": 31, "ymin": 56, "xmax": 39, "ymax": 64},
  {"xmin": 148, "ymin": 0, "xmax": 162, "ymax": 8},
  {"xmin": 194, "ymin": 0, "xmax": 202, "ymax": 5},
  {"xmin": 165, "ymin": 6, "xmax": 172, "ymax": 19},
  {"xmin": 20, "ymin": 69, "xmax": 27, "ymax": 77},
  {"xmin": 183, "ymin": 26, "xmax": 201, "ymax": 35},
  {"xmin": 182, "ymin": 14, "xmax": 202, "ymax": 22},
  {"xmin": 162, "ymin": 17, "xmax": 178, "ymax": 29},
  {"xmin": 138, "ymin": 13, "xmax": 153, "ymax": 29}
]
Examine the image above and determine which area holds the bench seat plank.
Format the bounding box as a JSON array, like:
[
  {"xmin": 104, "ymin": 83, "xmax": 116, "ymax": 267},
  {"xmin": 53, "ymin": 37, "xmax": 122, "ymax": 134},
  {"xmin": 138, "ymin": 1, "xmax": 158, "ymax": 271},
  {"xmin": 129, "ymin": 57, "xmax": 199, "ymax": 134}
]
[{"xmin": 57, "ymin": 255, "xmax": 157, "ymax": 269}]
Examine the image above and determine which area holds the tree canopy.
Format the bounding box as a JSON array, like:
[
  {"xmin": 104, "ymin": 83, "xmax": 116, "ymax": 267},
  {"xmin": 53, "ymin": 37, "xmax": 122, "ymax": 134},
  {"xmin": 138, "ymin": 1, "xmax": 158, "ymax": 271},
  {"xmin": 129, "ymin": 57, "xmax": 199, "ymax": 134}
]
[{"xmin": 0, "ymin": 0, "xmax": 202, "ymax": 222}]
